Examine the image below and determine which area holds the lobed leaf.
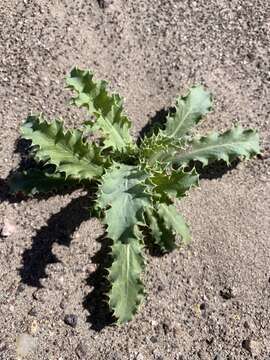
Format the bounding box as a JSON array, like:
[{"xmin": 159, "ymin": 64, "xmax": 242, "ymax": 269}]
[
  {"xmin": 108, "ymin": 235, "xmax": 145, "ymax": 324},
  {"xmin": 145, "ymin": 207, "xmax": 176, "ymax": 253},
  {"xmin": 66, "ymin": 68, "xmax": 134, "ymax": 152},
  {"xmin": 172, "ymin": 126, "xmax": 260, "ymax": 167},
  {"xmin": 139, "ymin": 133, "xmax": 177, "ymax": 168},
  {"xmin": 163, "ymin": 85, "xmax": 212, "ymax": 139},
  {"xmin": 150, "ymin": 168, "xmax": 199, "ymax": 201},
  {"xmin": 97, "ymin": 163, "xmax": 150, "ymax": 323},
  {"xmin": 21, "ymin": 115, "xmax": 103, "ymax": 180},
  {"xmin": 8, "ymin": 169, "xmax": 74, "ymax": 196},
  {"xmin": 157, "ymin": 203, "xmax": 191, "ymax": 245}
]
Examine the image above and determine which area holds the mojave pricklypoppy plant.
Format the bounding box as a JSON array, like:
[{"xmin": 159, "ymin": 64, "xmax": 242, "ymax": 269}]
[{"xmin": 10, "ymin": 68, "xmax": 260, "ymax": 324}]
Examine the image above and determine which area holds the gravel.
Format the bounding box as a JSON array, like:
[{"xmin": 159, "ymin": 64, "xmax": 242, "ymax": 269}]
[{"xmin": 0, "ymin": 0, "xmax": 269, "ymax": 359}]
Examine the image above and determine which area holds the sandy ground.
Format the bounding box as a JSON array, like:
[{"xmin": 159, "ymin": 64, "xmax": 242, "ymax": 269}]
[{"xmin": 0, "ymin": 0, "xmax": 270, "ymax": 359}]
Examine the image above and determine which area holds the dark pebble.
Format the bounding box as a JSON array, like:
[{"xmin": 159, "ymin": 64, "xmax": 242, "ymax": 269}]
[
  {"xmin": 64, "ymin": 314, "xmax": 78, "ymax": 328},
  {"xmin": 242, "ymin": 338, "xmax": 254, "ymax": 354},
  {"xmin": 200, "ymin": 302, "xmax": 206, "ymax": 310},
  {"xmin": 243, "ymin": 321, "xmax": 250, "ymax": 329},
  {"xmin": 28, "ymin": 307, "xmax": 38, "ymax": 317},
  {"xmin": 206, "ymin": 336, "xmax": 214, "ymax": 345},
  {"xmin": 75, "ymin": 342, "xmax": 88, "ymax": 359},
  {"xmin": 60, "ymin": 299, "xmax": 68, "ymax": 310},
  {"xmin": 214, "ymin": 355, "xmax": 223, "ymax": 360},
  {"xmin": 219, "ymin": 287, "xmax": 235, "ymax": 300},
  {"xmin": 150, "ymin": 335, "xmax": 158, "ymax": 343},
  {"xmin": 162, "ymin": 322, "xmax": 170, "ymax": 335},
  {"xmin": 16, "ymin": 283, "xmax": 25, "ymax": 295},
  {"xmin": 97, "ymin": 0, "xmax": 112, "ymax": 9}
]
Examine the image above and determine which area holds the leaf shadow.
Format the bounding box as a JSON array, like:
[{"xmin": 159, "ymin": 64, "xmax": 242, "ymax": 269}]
[
  {"xmin": 2, "ymin": 137, "xmax": 115, "ymax": 331},
  {"xmin": 137, "ymin": 107, "xmax": 174, "ymax": 144},
  {"xmin": 195, "ymin": 159, "xmax": 240, "ymax": 180},
  {"xmin": 19, "ymin": 193, "xmax": 93, "ymax": 287},
  {"xmin": 0, "ymin": 138, "xmax": 77, "ymax": 203},
  {"xmin": 83, "ymin": 235, "xmax": 115, "ymax": 330}
]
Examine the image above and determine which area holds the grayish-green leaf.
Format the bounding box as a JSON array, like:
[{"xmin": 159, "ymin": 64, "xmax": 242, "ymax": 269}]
[
  {"xmin": 97, "ymin": 163, "xmax": 150, "ymax": 323},
  {"xmin": 66, "ymin": 68, "xmax": 134, "ymax": 152},
  {"xmin": 163, "ymin": 85, "xmax": 212, "ymax": 139},
  {"xmin": 108, "ymin": 235, "xmax": 145, "ymax": 324},
  {"xmin": 172, "ymin": 126, "xmax": 260, "ymax": 167},
  {"xmin": 8, "ymin": 169, "xmax": 75, "ymax": 196},
  {"xmin": 21, "ymin": 115, "xmax": 103, "ymax": 180},
  {"xmin": 157, "ymin": 203, "xmax": 191, "ymax": 245},
  {"xmin": 150, "ymin": 168, "xmax": 199, "ymax": 200},
  {"xmin": 145, "ymin": 207, "xmax": 176, "ymax": 253}
]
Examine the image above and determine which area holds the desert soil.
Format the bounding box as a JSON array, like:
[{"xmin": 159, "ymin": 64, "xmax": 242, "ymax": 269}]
[{"xmin": 0, "ymin": 0, "xmax": 270, "ymax": 359}]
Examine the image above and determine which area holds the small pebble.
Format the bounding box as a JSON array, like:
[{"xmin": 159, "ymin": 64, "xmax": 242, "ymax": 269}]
[
  {"xmin": 162, "ymin": 322, "xmax": 170, "ymax": 335},
  {"xmin": 206, "ymin": 336, "xmax": 214, "ymax": 345},
  {"xmin": 151, "ymin": 320, "xmax": 158, "ymax": 327},
  {"xmin": 243, "ymin": 320, "xmax": 249, "ymax": 329},
  {"xmin": 97, "ymin": 0, "xmax": 112, "ymax": 9},
  {"xmin": 64, "ymin": 314, "xmax": 78, "ymax": 328},
  {"xmin": 16, "ymin": 283, "xmax": 25, "ymax": 295},
  {"xmin": 150, "ymin": 335, "xmax": 158, "ymax": 343},
  {"xmin": 1, "ymin": 218, "xmax": 17, "ymax": 237},
  {"xmin": 16, "ymin": 333, "xmax": 37, "ymax": 357},
  {"xmin": 200, "ymin": 302, "xmax": 206, "ymax": 310},
  {"xmin": 60, "ymin": 299, "xmax": 68, "ymax": 310},
  {"xmin": 75, "ymin": 342, "xmax": 88, "ymax": 359},
  {"xmin": 29, "ymin": 320, "xmax": 38, "ymax": 335},
  {"xmin": 32, "ymin": 289, "xmax": 46, "ymax": 302},
  {"xmin": 219, "ymin": 287, "xmax": 235, "ymax": 300},
  {"xmin": 214, "ymin": 355, "xmax": 223, "ymax": 360},
  {"xmin": 242, "ymin": 338, "xmax": 260, "ymax": 355},
  {"xmin": 28, "ymin": 307, "xmax": 38, "ymax": 317}
]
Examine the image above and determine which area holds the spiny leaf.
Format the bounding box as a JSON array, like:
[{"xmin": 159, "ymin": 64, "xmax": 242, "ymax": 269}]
[
  {"xmin": 8, "ymin": 169, "xmax": 76, "ymax": 196},
  {"xmin": 163, "ymin": 85, "xmax": 212, "ymax": 139},
  {"xmin": 172, "ymin": 126, "xmax": 260, "ymax": 167},
  {"xmin": 145, "ymin": 207, "xmax": 176, "ymax": 253},
  {"xmin": 66, "ymin": 68, "xmax": 134, "ymax": 152},
  {"xmin": 150, "ymin": 168, "xmax": 199, "ymax": 201},
  {"xmin": 97, "ymin": 164, "xmax": 149, "ymax": 238},
  {"xmin": 108, "ymin": 235, "xmax": 145, "ymax": 324},
  {"xmin": 139, "ymin": 133, "xmax": 177, "ymax": 168},
  {"xmin": 157, "ymin": 203, "xmax": 191, "ymax": 245},
  {"xmin": 21, "ymin": 115, "xmax": 103, "ymax": 180},
  {"xmin": 97, "ymin": 163, "xmax": 150, "ymax": 323}
]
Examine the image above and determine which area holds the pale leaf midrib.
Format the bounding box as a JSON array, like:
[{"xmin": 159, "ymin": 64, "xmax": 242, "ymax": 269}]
[
  {"xmin": 169, "ymin": 106, "xmax": 192, "ymax": 138},
  {"xmin": 96, "ymin": 110, "xmax": 128, "ymax": 149},
  {"xmin": 175, "ymin": 139, "xmax": 251, "ymax": 160}
]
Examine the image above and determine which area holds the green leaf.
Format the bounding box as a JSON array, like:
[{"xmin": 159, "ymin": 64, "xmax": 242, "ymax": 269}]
[
  {"xmin": 8, "ymin": 169, "xmax": 74, "ymax": 196},
  {"xmin": 172, "ymin": 126, "xmax": 260, "ymax": 167},
  {"xmin": 21, "ymin": 115, "xmax": 103, "ymax": 180},
  {"xmin": 150, "ymin": 168, "xmax": 199, "ymax": 200},
  {"xmin": 108, "ymin": 235, "xmax": 145, "ymax": 324},
  {"xmin": 139, "ymin": 133, "xmax": 176, "ymax": 168},
  {"xmin": 163, "ymin": 85, "xmax": 212, "ymax": 139},
  {"xmin": 157, "ymin": 203, "xmax": 191, "ymax": 245},
  {"xmin": 66, "ymin": 68, "xmax": 134, "ymax": 152},
  {"xmin": 145, "ymin": 207, "xmax": 176, "ymax": 253},
  {"xmin": 97, "ymin": 163, "xmax": 150, "ymax": 323}
]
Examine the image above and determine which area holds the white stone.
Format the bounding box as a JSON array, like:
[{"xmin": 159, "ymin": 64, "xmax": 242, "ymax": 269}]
[{"xmin": 16, "ymin": 333, "xmax": 37, "ymax": 357}]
